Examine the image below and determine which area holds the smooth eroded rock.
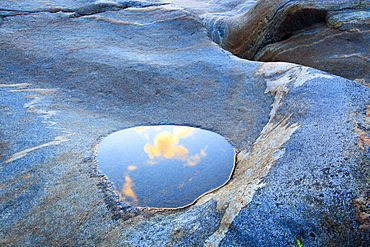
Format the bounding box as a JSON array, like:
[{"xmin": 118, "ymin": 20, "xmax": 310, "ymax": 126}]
[
  {"xmin": 204, "ymin": 0, "xmax": 370, "ymax": 83},
  {"xmin": 0, "ymin": 0, "xmax": 369, "ymax": 246}
]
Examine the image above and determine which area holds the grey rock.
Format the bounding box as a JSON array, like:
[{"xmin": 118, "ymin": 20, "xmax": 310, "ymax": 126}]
[
  {"xmin": 202, "ymin": 0, "xmax": 370, "ymax": 84},
  {"xmin": 0, "ymin": 0, "xmax": 369, "ymax": 246},
  {"xmin": 254, "ymin": 8, "xmax": 370, "ymax": 85}
]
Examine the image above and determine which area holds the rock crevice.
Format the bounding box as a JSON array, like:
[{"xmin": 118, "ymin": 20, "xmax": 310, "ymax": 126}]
[{"xmin": 202, "ymin": 0, "xmax": 370, "ymax": 83}]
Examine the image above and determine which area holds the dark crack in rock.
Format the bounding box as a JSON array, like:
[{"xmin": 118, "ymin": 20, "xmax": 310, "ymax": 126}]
[{"xmin": 203, "ymin": 0, "xmax": 370, "ymax": 83}]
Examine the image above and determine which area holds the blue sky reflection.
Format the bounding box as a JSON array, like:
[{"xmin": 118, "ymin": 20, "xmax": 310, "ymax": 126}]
[{"xmin": 97, "ymin": 125, "xmax": 235, "ymax": 208}]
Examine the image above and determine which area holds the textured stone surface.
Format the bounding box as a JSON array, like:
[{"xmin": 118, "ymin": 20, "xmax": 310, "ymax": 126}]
[
  {"xmin": 0, "ymin": 0, "xmax": 369, "ymax": 246},
  {"xmin": 254, "ymin": 10, "xmax": 370, "ymax": 85},
  {"xmin": 204, "ymin": 0, "xmax": 370, "ymax": 84}
]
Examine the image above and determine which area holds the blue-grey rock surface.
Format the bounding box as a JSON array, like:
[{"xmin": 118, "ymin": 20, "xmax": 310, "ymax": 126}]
[{"xmin": 0, "ymin": 0, "xmax": 369, "ymax": 246}]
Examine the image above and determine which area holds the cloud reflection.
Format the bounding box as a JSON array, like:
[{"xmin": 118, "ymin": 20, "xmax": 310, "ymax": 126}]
[
  {"xmin": 143, "ymin": 126, "xmax": 207, "ymax": 166},
  {"xmin": 128, "ymin": 165, "xmax": 137, "ymax": 171},
  {"xmin": 119, "ymin": 175, "xmax": 138, "ymax": 205},
  {"xmin": 185, "ymin": 147, "xmax": 207, "ymax": 166},
  {"xmin": 144, "ymin": 126, "xmax": 193, "ymax": 159}
]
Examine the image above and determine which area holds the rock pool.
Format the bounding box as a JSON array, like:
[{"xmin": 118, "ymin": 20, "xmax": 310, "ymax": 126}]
[{"xmin": 96, "ymin": 125, "xmax": 235, "ymax": 208}]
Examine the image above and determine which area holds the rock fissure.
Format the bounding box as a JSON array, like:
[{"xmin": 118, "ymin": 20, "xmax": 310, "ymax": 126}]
[
  {"xmin": 203, "ymin": 0, "xmax": 370, "ymax": 83},
  {"xmin": 259, "ymin": 7, "xmax": 327, "ymax": 53},
  {"xmin": 253, "ymin": 6, "xmax": 370, "ymax": 59}
]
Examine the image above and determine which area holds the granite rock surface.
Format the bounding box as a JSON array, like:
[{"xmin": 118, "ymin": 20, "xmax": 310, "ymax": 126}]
[
  {"xmin": 203, "ymin": 0, "xmax": 370, "ymax": 84},
  {"xmin": 0, "ymin": 0, "xmax": 369, "ymax": 246}
]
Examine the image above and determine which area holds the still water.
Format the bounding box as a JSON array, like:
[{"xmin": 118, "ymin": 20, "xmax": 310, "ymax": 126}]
[{"xmin": 96, "ymin": 125, "xmax": 235, "ymax": 208}]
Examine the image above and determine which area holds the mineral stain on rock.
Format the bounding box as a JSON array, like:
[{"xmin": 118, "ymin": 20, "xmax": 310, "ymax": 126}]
[{"xmin": 95, "ymin": 125, "xmax": 235, "ymax": 208}]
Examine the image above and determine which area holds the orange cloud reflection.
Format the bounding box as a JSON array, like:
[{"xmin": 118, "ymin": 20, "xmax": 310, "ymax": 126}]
[
  {"xmin": 144, "ymin": 126, "xmax": 193, "ymax": 159},
  {"xmin": 143, "ymin": 126, "xmax": 207, "ymax": 166},
  {"xmin": 186, "ymin": 147, "xmax": 207, "ymax": 166},
  {"xmin": 119, "ymin": 175, "xmax": 138, "ymax": 205},
  {"xmin": 128, "ymin": 165, "xmax": 137, "ymax": 171}
]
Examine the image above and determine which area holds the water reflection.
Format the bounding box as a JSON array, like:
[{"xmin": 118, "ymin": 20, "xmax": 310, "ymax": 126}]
[{"xmin": 96, "ymin": 125, "xmax": 235, "ymax": 208}]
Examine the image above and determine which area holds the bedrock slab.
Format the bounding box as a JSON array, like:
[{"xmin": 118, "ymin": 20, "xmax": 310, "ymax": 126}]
[
  {"xmin": 254, "ymin": 9, "xmax": 370, "ymax": 86},
  {"xmin": 0, "ymin": 0, "xmax": 369, "ymax": 246},
  {"xmin": 202, "ymin": 0, "xmax": 370, "ymax": 84}
]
